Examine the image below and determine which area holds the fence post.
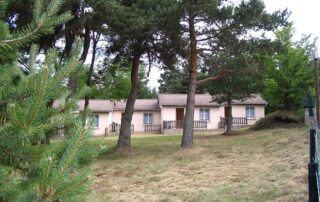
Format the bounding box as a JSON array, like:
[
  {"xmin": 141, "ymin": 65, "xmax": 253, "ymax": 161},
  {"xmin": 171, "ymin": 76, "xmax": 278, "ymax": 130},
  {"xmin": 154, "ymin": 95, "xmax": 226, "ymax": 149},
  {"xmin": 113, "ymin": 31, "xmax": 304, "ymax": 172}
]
[
  {"xmin": 305, "ymin": 95, "xmax": 320, "ymax": 202},
  {"xmin": 105, "ymin": 127, "xmax": 109, "ymax": 136}
]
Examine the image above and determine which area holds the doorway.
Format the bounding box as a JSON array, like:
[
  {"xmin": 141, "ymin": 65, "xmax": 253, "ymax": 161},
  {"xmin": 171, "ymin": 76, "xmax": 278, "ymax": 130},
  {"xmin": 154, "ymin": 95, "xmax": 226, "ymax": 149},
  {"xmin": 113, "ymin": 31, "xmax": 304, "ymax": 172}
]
[
  {"xmin": 224, "ymin": 106, "xmax": 229, "ymax": 118},
  {"xmin": 176, "ymin": 108, "xmax": 184, "ymax": 128}
]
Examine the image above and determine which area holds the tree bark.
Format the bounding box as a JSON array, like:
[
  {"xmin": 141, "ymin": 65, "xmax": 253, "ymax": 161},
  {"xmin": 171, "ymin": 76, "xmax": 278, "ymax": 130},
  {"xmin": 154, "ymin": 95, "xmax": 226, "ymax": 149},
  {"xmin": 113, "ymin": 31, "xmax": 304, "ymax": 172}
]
[
  {"xmin": 226, "ymin": 94, "xmax": 233, "ymax": 133},
  {"xmin": 83, "ymin": 32, "xmax": 100, "ymax": 125},
  {"xmin": 80, "ymin": 24, "xmax": 91, "ymax": 63},
  {"xmin": 181, "ymin": 15, "xmax": 197, "ymax": 148},
  {"xmin": 117, "ymin": 53, "xmax": 141, "ymax": 148},
  {"xmin": 197, "ymin": 70, "xmax": 232, "ymax": 86},
  {"xmin": 63, "ymin": 28, "xmax": 78, "ymax": 96}
]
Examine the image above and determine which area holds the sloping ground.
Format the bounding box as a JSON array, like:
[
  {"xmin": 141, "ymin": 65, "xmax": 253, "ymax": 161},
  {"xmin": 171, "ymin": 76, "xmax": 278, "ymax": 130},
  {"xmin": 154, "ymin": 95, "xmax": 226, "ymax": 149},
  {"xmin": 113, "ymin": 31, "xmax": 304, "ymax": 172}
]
[
  {"xmin": 251, "ymin": 110, "xmax": 304, "ymax": 130},
  {"xmin": 86, "ymin": 128, "xmax": 309, "ymax": 202}
]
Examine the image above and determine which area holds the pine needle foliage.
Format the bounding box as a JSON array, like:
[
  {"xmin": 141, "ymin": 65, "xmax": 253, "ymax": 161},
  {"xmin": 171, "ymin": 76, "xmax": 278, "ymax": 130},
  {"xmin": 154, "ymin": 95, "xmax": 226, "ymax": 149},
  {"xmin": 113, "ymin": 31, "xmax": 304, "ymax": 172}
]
[
  {"xmin": 0, "ymin": 1, "xmax": 94, "ymax": 201},
  {"xmin": 0, "ymin": 0, "xmax": 72, "ymax": 49}
]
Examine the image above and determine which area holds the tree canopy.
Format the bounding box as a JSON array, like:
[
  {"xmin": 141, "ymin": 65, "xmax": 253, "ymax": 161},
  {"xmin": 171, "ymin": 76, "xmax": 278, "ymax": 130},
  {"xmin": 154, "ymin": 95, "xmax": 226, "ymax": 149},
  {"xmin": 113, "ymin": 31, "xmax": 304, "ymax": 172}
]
[
  {"xmin": 263, "ymin": 25, "xmax": 315, "ymax": 111},
  {"xmin": 162, "ymin": 0, "xmax": 289, "ymax": 147},
  {"xmin": 0, "ymin": 0, "xmax": 95, "ymax": 201}
]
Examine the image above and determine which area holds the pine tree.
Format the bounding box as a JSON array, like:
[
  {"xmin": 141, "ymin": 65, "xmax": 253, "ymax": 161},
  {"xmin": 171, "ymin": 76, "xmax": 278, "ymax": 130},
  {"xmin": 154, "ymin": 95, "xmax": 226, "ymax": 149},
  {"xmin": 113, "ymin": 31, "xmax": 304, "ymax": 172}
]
[
  {"xmin": 203, "ymin": 43, "xmax": 268, "ymax": 133},
  {"xmin": 169, "ymin": 0, "xmax": 289, "ymax": 148},
  {"xmin": 0, "ymin": 0, "xmax": 94, "ymax": 201},
  {"xmin": 158, "ymin": 62, "xmax": 189, "ymax": 94},
  {"xmin": 90, "ymin": 63, "xmax": 157, "ymax": 99},
  {"xmin": 90, "ymin": 0, "xmax": 178, "ymax": 148}
]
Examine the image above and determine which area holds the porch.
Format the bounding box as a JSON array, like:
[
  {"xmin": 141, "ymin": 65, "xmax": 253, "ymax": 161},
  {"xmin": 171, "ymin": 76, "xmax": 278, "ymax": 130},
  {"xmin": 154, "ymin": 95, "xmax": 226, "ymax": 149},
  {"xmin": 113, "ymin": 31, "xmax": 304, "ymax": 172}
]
[
  {"xmin": 218, "ymin": 117, "xmax": 248, "ymax": 128},
  {"xmin": 162, "ymin": 120, "xmax": 208, "ymax": 133},
  {"xmin": 107, "ymin": 123, "xmax": 134, "ymax": 135}
]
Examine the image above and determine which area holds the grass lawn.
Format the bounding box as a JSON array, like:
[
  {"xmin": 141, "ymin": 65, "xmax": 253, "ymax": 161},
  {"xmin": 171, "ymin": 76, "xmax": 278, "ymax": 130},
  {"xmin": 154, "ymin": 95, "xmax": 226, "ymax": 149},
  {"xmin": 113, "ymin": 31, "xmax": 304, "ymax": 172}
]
[{"xmin": 86, "ymin": 127, "xmax": 309, "ymax": 202}]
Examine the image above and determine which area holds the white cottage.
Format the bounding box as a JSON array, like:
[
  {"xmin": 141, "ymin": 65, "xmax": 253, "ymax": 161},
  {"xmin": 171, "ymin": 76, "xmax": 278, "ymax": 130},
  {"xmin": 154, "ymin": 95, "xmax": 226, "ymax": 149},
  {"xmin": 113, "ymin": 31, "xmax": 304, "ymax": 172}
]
[{"xmin": 71, "ymin": 94, "xmax": 267, "ymax": 136}]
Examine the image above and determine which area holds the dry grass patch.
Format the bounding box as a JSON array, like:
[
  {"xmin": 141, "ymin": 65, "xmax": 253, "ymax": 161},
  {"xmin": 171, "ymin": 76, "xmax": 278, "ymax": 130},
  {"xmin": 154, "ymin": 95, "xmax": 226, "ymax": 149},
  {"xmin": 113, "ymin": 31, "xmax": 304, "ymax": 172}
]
[{"xmin": 86, "ymin": 127, "xmax": 309, "ymax": 202}]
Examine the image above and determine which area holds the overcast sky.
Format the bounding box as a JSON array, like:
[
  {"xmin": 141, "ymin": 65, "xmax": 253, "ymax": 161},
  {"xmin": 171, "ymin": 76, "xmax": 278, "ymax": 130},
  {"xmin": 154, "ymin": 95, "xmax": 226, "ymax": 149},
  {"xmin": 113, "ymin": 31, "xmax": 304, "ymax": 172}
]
[
  {"xmin": 264, "ymin": 0, "xmax": 320, "ymax": 43},
  {"xmin": 147, "ymin": 0, "xmax": 320, "ymax": 89}
]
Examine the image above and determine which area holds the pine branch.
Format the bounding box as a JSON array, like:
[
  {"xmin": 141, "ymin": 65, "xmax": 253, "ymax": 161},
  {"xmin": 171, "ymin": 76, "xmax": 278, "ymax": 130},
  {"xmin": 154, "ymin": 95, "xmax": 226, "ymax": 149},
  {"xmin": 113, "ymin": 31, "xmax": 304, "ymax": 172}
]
[
  {"xmin": 1, "ymin": 21, "xmax": 45, "ymax": 46},
  {"xmin": 0, "ymin": 94, "xmax": 32, "ymax": 105},
  {"xmin": 33, "ymin": 0, "xmax": 42, "ymax": 22},
  {"xmin": 28, "ymin": 44, "xmax": 38, "ymax": 74},
  {"xmin": 197, "ymin": 70, "xmax": 232, "ymax": 86},
  {"xmin": 0, "ymin": 0, "xmax": 72, "ymax": 48},
  {"xmin": 8, "ymin": 103, "xmax": 24, "ymax": 128},
  {"xmin": 54, "ymin": 174, "xmax": 88, "ymax": 199},
  {"xmin": 0, "ymin": 144, "xmax": 23, "ymax": 158},
  {"xmin": 40, "ymin": 155, "xmax": 53, "ymax": 199},
  {"xmin": 25, "ymin": 66, "xmax": 49, "ymax": 126},
  {"xmin": 0, "ymin": 0, "xmax": 7, "ymax": 18},
  {"xmin": 43, "ymin": 122, "xmax": 92, "ymax": 201}
]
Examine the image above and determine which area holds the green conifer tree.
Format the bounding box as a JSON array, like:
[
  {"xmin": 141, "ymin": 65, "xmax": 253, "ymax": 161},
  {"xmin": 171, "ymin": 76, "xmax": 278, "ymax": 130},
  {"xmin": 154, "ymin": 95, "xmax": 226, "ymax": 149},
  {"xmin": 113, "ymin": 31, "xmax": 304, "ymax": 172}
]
[
  {"xmin": 0, "ymin": 0, "xmax": 94, "ymax": 201},
  {"xmin": 90, "ymin": 0, "xmax": 178, "ymax": 148}
]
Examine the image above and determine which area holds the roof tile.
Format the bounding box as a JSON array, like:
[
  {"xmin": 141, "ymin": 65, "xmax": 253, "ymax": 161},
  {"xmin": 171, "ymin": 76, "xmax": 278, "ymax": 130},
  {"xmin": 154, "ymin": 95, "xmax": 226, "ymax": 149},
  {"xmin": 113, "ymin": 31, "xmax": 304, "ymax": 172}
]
[{"xmin": 158, "ymin": 94, "xmax": 219, "ymax": 107}]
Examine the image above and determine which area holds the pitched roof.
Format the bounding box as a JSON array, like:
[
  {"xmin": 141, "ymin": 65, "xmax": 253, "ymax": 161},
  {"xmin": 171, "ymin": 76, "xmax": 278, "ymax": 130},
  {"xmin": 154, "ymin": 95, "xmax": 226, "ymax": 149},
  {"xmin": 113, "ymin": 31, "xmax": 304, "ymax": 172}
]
[
  {"xmin": 158, "ymin": 94, "xmax": 220, "ymax": 107},
  {"xmin": 113, "ymin": 99, "xmax": 160, "ymax": 111},
  {"xmin": 230, "ymin": 95, "xmax": 268, "ymax": 105},
  {"xmin": 77, "ymin": 100, "xmax": 114, "ymax": 112},
  {"xmin": 53, "ymin": 94, "xmax": 266, "ymax": 113}
]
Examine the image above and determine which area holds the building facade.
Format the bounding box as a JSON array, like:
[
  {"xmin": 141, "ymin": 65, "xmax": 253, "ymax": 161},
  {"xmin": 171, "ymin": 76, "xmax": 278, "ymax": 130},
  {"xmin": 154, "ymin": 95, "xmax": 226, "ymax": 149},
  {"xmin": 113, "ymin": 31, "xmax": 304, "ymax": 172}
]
[{"xmin": 74, "ymin": 94, "xmax": 267, "ymax": 136}]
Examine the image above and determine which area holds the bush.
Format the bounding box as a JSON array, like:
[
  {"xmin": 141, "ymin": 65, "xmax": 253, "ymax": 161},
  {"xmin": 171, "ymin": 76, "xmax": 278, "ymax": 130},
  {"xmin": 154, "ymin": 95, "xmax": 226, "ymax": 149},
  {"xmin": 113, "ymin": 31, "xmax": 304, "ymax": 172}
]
[{"xmin": 251, "ymin": 110, "xmax": 304, "ymax": 130}]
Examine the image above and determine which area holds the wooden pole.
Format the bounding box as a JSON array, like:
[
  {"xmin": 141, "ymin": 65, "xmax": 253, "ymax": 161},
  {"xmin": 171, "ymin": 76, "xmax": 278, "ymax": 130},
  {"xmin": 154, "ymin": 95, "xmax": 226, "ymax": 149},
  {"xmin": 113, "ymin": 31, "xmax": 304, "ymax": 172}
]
[
  {"xmin": 306, "ymin": 96, "xmax": 320, "ymax": 202},
  {"xmin": 314, "ymin": 57, "xmax": 320, "ymax": 127}
]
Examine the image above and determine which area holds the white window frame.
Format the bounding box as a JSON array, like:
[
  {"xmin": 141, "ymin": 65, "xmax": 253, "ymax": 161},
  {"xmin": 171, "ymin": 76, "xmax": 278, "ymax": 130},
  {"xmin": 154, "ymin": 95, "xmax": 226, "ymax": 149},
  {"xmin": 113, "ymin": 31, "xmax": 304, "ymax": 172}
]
[
  {"xmin": 199, "ymin": 108, "xmax": 210, "ymax": 121},
  {"xmin": 246, "ymin": 106, "xmax": 255, "ymax": 119},
  {"xmin": 143, "ymin": 113, "xmax": 153, "ymax": 125}
]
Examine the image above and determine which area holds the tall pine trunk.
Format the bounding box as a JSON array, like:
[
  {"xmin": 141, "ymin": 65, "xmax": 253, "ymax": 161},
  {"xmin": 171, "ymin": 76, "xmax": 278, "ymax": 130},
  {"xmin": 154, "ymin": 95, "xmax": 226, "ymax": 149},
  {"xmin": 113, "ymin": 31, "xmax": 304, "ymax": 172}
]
[
  {"xmin": 80, "ymin": 24, "xmax": 91, "ymax": 63},
  {"xmin": 63, "ymin": 26, "xmax": 78, "ymax": 96},
  {"xmin": 226, "ymin": 94, "xmax": 233, "ymax": 133},
  {"xmin": 181, "ymin": 15, "xmax": 197, "ymax": 148},
  {"xmin": 83, "ymin": 32, "xmax": 100, "ymax": 125},
  {"xmin": 117, "ymin": 54, "xmax": 141, "ymax": 148}
]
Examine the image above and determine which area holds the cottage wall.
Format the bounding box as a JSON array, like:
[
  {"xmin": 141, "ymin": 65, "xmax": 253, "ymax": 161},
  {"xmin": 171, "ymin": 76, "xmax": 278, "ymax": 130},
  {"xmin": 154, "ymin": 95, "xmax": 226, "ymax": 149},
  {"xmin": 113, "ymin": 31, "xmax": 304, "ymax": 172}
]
[
  {"xmin": 91, "ymin": 112, "xmax": 110, "ymax": 136},
  {"xmin": 110, "ymin": 110, "xmax": 161, "ymax": 133},
  {"xmin": 194, "ymin": 107, "xmax": 220, "ymax": 129},
  {"xmin": 161, "ymin": 107, "xmax": 180, "ymax": 121},
  {"xmin": 160, "ymin": 106, "xmax": 220, "ymax": 130},
  {"xmin": 230, "ymin": 105, "xmax": 265, "ymax": 125},
  {"xmin": 66, "ymin": 94, "xmax": 270, "ymax": 137},
  {"xmin": 131, "ymin": 111, "xmax": 161, "ymax": 132},
  {"xmin": 112, "ymin": 111, "xmax": 122, "ymax": 124}
]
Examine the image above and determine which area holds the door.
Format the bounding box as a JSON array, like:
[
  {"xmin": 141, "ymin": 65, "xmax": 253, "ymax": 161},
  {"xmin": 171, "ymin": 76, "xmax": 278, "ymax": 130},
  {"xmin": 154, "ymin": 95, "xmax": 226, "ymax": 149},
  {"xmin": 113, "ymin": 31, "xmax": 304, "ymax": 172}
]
[
  {"xmin": 176, "ymin": 108, "xmax": 184, "ymax": 128},
  {"xmin": 224, "ymin": 106, "xmax": 229, "ymax": 118}
]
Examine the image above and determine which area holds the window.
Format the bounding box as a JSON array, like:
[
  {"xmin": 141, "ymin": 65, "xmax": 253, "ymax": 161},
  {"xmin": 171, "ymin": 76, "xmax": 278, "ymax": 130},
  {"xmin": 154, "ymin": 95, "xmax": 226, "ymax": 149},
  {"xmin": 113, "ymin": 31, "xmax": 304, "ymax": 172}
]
[
  {"xmin": 88, "ymin": 115, "xmax": 99, "ymax": 128},
  {"xmin": 246, "ymin": 107, "xmax": 255, "ymax": 119},
  {"xmin": 143, "ymin": 113, "xmax": 153, "ymax": 125},
  {"xmin": 200, "ymin": 109, "xmax": 210, "ymax": 121}
]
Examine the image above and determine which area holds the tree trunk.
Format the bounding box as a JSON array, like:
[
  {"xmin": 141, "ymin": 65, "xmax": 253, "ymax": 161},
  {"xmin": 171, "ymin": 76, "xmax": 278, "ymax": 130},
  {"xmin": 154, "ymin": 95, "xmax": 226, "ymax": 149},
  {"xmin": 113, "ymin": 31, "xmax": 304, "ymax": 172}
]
[
  {"xmin": 63, "ymin": 27, "xmax": 78, "ymax": 96},
  {"xmin": 226, "ymin": 94, "xmax": 233, "ymax": 133},
  {"xmin": 117, "ymin": 54, "xmax": 141, "ymax": 148},
  {"xmin": 181, "ymin": 15, "xmax": 197, "ymax": 148},
  {"xmin": 83, "ymin": 33, "xmax": 100, "ymax": 125},
  {"xmin": 80, "ymin": 24, "xmax": 91, "ymax": 63}
]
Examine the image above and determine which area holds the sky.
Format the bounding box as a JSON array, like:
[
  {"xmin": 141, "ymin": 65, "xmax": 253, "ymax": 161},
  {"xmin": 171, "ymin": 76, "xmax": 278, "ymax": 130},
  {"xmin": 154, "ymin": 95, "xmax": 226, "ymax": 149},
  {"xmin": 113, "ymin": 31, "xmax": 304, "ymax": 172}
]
[
  {"xmin": 264, "ymin": 0, "xmax": 320, "ymax": 43},
  {"xmin": 147, "ymin": 0, "xmax": 320, "ymax": 90}
]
